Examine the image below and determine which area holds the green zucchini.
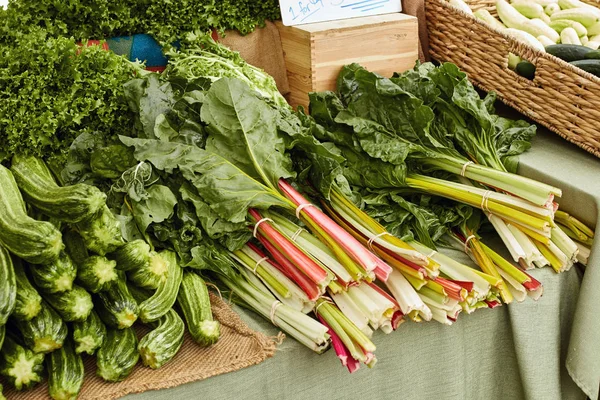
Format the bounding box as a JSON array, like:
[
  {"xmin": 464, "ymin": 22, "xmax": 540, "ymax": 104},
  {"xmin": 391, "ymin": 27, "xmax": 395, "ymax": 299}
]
[
  {"xmin": 72, "ymin": 310, "xmax": 106, "ymax": 355},
  {"xmin": 0, "ymin": 383, "xmax": 4, "ymax": 400},
  {"xmin": 30, "ymin": 252, "xmax": 77, "ymax": 294},
  {"xmin": 10, "ymin": 300, "xmax": 67, "ymax": 354},
  {"xmin": 0, "ymin": 334, "xmax": 45, "ymax": 390},
  {"xmin": 43, "ymin": 285, "xmax": 93, "ymax": 322},
  {"xmin": 0, "ymin": 165, "xmax": 63, "ymax": 265},
  {"xmin": 96, "ymin": 327, "xmax": 139, "ymax": 382},
  {"xmin": 570, "ymin": 59, "xmax": 600, "ymax": 76},
  {"xmin": 138, "ymin": 251, "xmax": 183, "ymax": 323},
  {"xmin": 546, "ymin": 43, "xmax": 593, "ymax": 61},
  {"xmin": 62, "ymin": 230, "xmax": 89, "ymax": 266},
  {"xmin": 177, "ymin": 271, "xmax": 220, "ymax": 346},
  {"xmin": 76, "ymin": 205, "xmax": 125, "ymax": 256},
  {"xmin": 139, "ymin": 309, "xmax": 185, "ymax": 369},
  {"xmin": 95, "ymin": 273, "xmax": 139, "ymax": 329},
  {"xmin": 46, "ymin": 339, "xmax": 84, "ymax": 400},
  {"xmin": 516, "ymin": 60, "xmax": 536, "ymax": 79},
  {"xmin": 10, "ymin": 155, "xmax": 106, "ymax": 224},
  {"xmin": 0, "ymin": 245, "xmax": 17, "ymax": 325},
  {"xmin": 77, "ymin": 256, "xmax": 118, "ymax": 293},
  {"xmin": 127, "ymin": 251, "xmax": 168, "ymax": 290},
  {"xmin": 109, "ymin": 239, "xmax": 151, "ymax": 272},
  {"xmin": 12, "ymin": 257, "xmax": 42, "ymax": 321}
]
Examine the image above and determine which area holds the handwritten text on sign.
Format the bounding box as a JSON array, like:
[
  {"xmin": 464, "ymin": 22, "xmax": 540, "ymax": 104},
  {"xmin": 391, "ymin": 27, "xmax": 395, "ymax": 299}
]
[{"xmin": 279, "ymin": 0, "xmax": 402, "ymax": 26}]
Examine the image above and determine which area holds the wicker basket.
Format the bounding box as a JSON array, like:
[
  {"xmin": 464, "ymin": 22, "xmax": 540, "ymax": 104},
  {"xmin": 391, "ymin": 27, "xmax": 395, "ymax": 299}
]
[{"xmin": 426, "ymin": 0, "xmax": 600, "ymax": 157}]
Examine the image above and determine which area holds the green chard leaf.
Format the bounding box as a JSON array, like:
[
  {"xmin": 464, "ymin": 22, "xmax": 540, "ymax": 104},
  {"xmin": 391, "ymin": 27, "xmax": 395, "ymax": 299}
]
[
  {"xmin": 201, "ymin": 77, "xmax": 296, "ymax": 190},
  {"xmin": 119, "ymin": 136, "xmax": 291, "ymax": 224}
]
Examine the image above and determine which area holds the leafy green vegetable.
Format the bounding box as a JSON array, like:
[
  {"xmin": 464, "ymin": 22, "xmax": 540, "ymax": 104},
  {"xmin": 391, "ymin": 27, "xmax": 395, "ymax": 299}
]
[
  {"xmin": 0, "ymin": 29, "xmax": 142, "ymax": 164},
  {"xmin": 0, "ymin": 0, "xmax": 281, "ymax": 43},
  {"xmin": 167, "ymin": 33, "xmax": 288, "ymax": 108}
]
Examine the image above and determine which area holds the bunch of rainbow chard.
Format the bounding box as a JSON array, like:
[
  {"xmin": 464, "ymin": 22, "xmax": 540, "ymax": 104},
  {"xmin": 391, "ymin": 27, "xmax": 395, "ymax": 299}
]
[{"xmin": 306, "ymin": 62, "xmax": 591, "ymax": 281}]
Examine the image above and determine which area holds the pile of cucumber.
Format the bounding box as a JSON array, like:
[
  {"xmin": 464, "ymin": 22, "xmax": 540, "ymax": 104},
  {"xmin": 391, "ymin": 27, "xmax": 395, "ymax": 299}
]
[
  {"xmin": 0, "ymin": 156, "xmax": 220, "ymax": 399},
  {"xmin": 447, "ymin": 0, "xmax": 600, "ymax": 78}
]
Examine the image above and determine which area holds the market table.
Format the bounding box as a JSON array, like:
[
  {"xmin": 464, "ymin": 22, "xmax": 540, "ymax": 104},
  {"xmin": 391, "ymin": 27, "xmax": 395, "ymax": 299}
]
[{"xmin": 127, "ymin": 128, "xmax": 599, "ymax": 400}]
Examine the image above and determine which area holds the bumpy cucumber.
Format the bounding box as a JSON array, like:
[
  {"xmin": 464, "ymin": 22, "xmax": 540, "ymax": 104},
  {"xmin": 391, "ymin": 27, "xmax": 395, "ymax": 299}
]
[
  {"xmin": 96, "ymin": 327, "xmax": 139, "ymax": 382},
  {"xmin": 95, "ymin": 273, "xmax": 139, "ymax": 329},
  {"xmin": 127, "ymin": 251, "xmax": 168, "ymax": 290},
  {"xmin": 76, "ymin": 205, "xmax": 124, "ymax": 256},
  {"xmin": 46, "ymin": 339, "xmax": 84, "ymax": 400},
  {"xmin": 12, "ymin": 257, "xmax": 42, "ymax": 321},
  {"xmin": 0, "ymin": 165, "xmax": 63, "ymax": 265},
  {"xmin": 0, "ymin": 245, "xmax": 17, "ymax": 325},
  {"xmin": 77, "ymin": 256, "xmax": 118, "ymax": 293},
  {"xmin": 30, "ymin": 252, "xmax": 77, "ymax": 294},
  {"xmin": 139, "ymin": 309, "xmax": 185, "ymax": 369},
  {"xmin": 62, "ymin": 230, "xmax": 89, "ymax": 266},
  {"xmin": 138, "ymin": 251, "xmax": 183, "ymax": 323},
  {"xmin": 0, "ymin": 333, "xmax": 45, "ymax": 390},
  {"xmin": 72, "ymin": 310, "xmax": 106, "ymax": 355},
  {"xmin": 109, "ymin": 239, "xmax": 151, "ymax": 272},
  {"xmin": 10, "ymin": 300, "xmax": 67, "ymax": 354},
  {"xmin": 177, "ymin": 271, "xmax": 220, "ymax": 346},
  {"xmin": 10, "ymin": 155, "xmax": 106, "ymax": 223},
  {"xmin": 42, "ymin": 285, "xmax": 93, "ymax": 322}
]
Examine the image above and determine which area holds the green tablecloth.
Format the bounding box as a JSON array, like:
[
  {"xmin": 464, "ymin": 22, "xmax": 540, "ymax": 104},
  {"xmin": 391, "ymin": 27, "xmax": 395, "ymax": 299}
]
[{"xmin": 129, "ymin": 130, "xmax": 599, "ymax": 400}]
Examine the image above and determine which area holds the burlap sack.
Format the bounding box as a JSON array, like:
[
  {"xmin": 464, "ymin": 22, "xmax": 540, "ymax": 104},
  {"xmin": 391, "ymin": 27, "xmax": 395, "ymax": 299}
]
[{"xmin": 4, "ymin": 293, "xmax": 279, "ymax": 400}]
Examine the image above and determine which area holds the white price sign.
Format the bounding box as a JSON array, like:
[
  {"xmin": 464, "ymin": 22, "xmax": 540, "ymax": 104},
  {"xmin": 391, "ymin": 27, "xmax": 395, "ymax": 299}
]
[{"xmin": 279, "ymin": 0, "xmax": 402, "ymax": 26}]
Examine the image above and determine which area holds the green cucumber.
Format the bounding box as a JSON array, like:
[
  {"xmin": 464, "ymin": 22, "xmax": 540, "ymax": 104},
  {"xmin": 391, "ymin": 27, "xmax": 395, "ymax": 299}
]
[
  {"xmin": 0, "ymin": 165, "xmax": 63, "ymax": 265},
  {"xmin": 0, "ymin": 245, "xmax": 17, "ymax": 325},
  {"xmin": 72, "ymin": 310, "xmax": 106, "ymax": 355},
  {"xmin": 570, "ymin": 59, "xmax": 600, "ymax": 76},
  {"xmin": 10, "ymin": 300, "xmax": 67, "ymax": 354},
  {"xmin": 585, "ymin": 49, "xmax": 600, "ymax": 58},
  {"xmin": 95, "ymin": 273, "xmax": 139, "ymax": 329},
  {"xmin": 10, "ymin": 155, "xmax": 106, "ymax": 223},
  {"xmin": 77, "ymin": 256, "xmax": 118, "ymax": 293},
  {"xmin": 30, "ymin": 252, "xmax": 77, "ymax": 294},
  {"xmin": 545, "ymin": 43, "xmax": 593, "ymax": 60},
  {"xmin": 0, "ymin": 333, "xmax": 45, "ymax": 390},
  {"xmin": 516, "ymin": 60, "xmax": 537, "ymax": 79},
  {"xmin": 42, "ymin": 285, "xmax": 93, "ymax": 322},
  {"xmin": 46, "ymin": 339, "xmax": 84, "ymax": 400},
  {"xmin": 137, "ymin": 251, "xmax": 183, "ymax": 323},
  {"xmin": 96, "ymin": 327, "xmax": 139, "ymax": 382},
  {"xmin": 12, "ymin": 257, "xmax": 42, "ymax": 321},
  {"xmin": 177, "ymin": 271, "xmax": 220, "ymax": 346}
]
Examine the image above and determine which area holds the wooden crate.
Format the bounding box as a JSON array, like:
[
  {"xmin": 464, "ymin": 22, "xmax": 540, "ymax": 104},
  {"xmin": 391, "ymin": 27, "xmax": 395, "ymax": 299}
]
[{"xmin": 276, "ymin": 14, "xmax": 419, "ymax": 109}]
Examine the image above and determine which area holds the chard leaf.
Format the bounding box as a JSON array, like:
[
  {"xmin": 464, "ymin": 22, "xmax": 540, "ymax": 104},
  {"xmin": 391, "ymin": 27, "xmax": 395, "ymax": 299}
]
[
  {"xmin": 179, "ymin": 182, "xmax": 251, "ymax": 250},
  {"xmin": 90, "ymin": 144, "xmax": 136, "ymax": 179},
  {"xmin": 120, "ymin": 136, "xmax": 290, "ymax": 223},
  {"xmin": 200, "ymin": 77, "xmax": 296, "ymax": 189},
  {"xmin": 131, "ymin": 185, "xmax": 178, "ymax": 233}
]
